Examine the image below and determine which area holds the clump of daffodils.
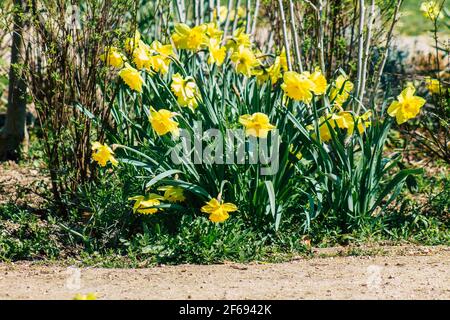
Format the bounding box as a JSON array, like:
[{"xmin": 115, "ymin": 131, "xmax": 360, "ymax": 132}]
[{"xmin": 95, "ymin": 20, "xmax": 429, "ymax": 226}]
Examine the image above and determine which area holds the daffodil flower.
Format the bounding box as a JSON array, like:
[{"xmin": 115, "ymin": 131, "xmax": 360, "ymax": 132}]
[
  {"xmin": 171, "ymin": 73, "xmax": 201, "ymax": 110},
  {"xmin": 100, "ymin": 46, "xmax": 125, "ymax": 68},
  {"xmin": 172, "ymin": 23, "xmax": 208, "ymax": 51},
  {"xmin": 281, "ymin": 70, "xmax": 327, "ymax": 103},
  {"xmin": 387, "ymin": 85, "xmax": 426, "ymax": 124},
  {"xmin": 239, "ymin": 112, "xmax": 276, "ymax": 138},
  {"xmin": 158, "ymin": 185, "xmax": 186, "ymax": 203},
  {"xmin": 91, "ymin": 142, "xmax": 118, "ymax": 167},
  {"xmin": 129, "ymin": 194, "xmax": 165, "ymax": 215},
  {"xmin": 230, "ymin": 45, "xmax": 260, "ymax": 77},
  {"xmin": 149, "ymin": 108, "xmax": 180, "ymax": 137},
  {"xmin": 119, "ymin": 63, "xmax": 144, "ymax": 93},
  {"xmin": 201, "ymin": 198, "xmax": 238, "ymax": 223}
]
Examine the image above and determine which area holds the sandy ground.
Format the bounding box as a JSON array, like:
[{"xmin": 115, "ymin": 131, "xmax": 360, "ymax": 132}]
[{"xmin": 1, "ymin": 246, "xmax": 449, "ymax": 300}]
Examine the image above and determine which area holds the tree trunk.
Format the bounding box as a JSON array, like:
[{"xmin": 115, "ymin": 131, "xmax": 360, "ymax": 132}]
[{"xmin": 0, "ymin": 0, "xmax": 28, "ymax": 161}]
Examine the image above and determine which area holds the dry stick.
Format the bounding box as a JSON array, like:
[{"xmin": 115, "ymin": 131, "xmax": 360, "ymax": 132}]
[
  {"xmin": 200, "ymin": 0, "xmax": 205, "ymax": 23},
  {"xmin": 245, "ymin": 0, "xmax": 251, "ymax": 34},
  {"xmin": 222, "ymin": 0, "xmax": 235, "ymax": 45},
  {"xmin": 209, "ymin": 0, "xmax": 214, "ymax": 21},
  {"xmin": 289, "ymin": 0, "xmax": 303, "ymax": 72},
  {"xmin": 312, "ymin": 0, "xmax": 326, "ymax": 74},
  {"xmin": 266, "ymin": 28, "xmax": 275, "ymax": 53},
  {"xmin": 175, "ymin": 0, "xmax": 186, "ymax": 23},
  {"xmin": 250, "ymin": 0, "xmax": 260, "ymax": 36},
  {"xmin": 232, "ymin": 0, "xmax": 242, "ymax": 33},
  {"xmin": 348, "ymin": 0, "xmax": 358, "ymax": 66},
  {"xmin": 278, "ymin": 0, "xmax": 292, "ymax": 71},
  {"xmin": 354, "ymin": 0, "xmax": 365, "ymax": 112},
  {"xmin": 194, "ymin": 0, "xmax": 200, "ymax": 25},
  {"xmin": 217, "ymin": 0, "xmax": 221, "ymax": 24},
  {"xmin": 294, "ymin": 2, "xmax": 306, "ymax": 69},
  {"xmin": 357, "ymin": 0, "xmax": 375, "ymax": 113},
  {"xmin": 370, "ymin": 0, "xmax": 402, "ymax": 106}
]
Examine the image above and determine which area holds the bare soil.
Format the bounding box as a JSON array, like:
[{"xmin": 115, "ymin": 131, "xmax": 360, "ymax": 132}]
[
  {"xmin": 1, "ymin": 246, "xmax": 449, "ymax": 300},
  {"xmin": 0, "ymin": 161, "xmax": 47, "ymax": 207}
]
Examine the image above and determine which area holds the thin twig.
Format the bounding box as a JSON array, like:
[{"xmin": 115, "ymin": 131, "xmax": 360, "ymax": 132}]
[
  {"xmin": 317, "ymin": 0, "xmax": 326, "ymax": 73},
  {"xmin": 222, "ymin": 0, "xmax": 235, "ymax": 45},
  {"xmin": 246, "ymin": 0, "xmax": 251, "ymax": 33},
  {"xmin": 209, "ymin": 0, "xmax": 214, "ymax": 22},
  {"xmin": 278, "ymin": 0, "xmax": 292, "ymax": 71},
  {"xmin": 289, "ymin": 0, "xmax": 303, "ymax": 72},
  {"xmin": 250, "ymin": 0, "xmax": 260, "ymax": 36},
  {"xmin": 232, "ymin": 0, "xmax": 242, "ymax": 33},
  {"xmin": 354, "ymin": 0, "xmax": 365, "ymax": 111},
  {"xmin": 370, "ymin": 0, "xmax": 402, "ymax": 105},
  {"xmin": 357, "ymin": 0, "xmax": 375, "ymax": 112},
  {"xmin": 175, "ymin": 0, "xmax": 186, "ymax": 23}
]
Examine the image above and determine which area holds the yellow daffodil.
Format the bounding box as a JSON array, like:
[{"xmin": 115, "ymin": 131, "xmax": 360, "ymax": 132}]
[
  {"xmin": 226, "ymin": 28, "xmax": 252, "ymax": 52},
  {"xmin": 213, "ymin": 5, "xmax": 229, "ymax": 23},
  {"xmin": 333, "ymin": 112, "xmax": 354, "ymax": 133},
  {"xmin": 100, "ymin": 46, "xmax": 125, "ymax": 68},
  {"xmin": 231, "ymin": 45, "xmax": 260, "ymax": 77},
  {"xmin": 171, "ymin": 73, "xmax": 201, "ymax": 109},
  {"xmin": 119, "ymin": 63, "xmax": 144, "ymax": 93},
  {"xmin": 172, "ymin": 23, "xmax": 208, "ymax": 51},
  {"xmin": 289, "ymin": 144, "xmax": 303, "ymax": 160},
  {"xmin": 132, "ymin": 41, "xmax": 151, "ymax": 70},
  {"xmin": 236, "ymin": 6, "xmax": 246, "ymax": 19},
  {"xmin": 205, "ymin": 22, "xmax": 223, "ymax": 41},
  {"xmin": 420, "ymin": 1, "xmax": 442, "ymax": 20},
  {"xmin": 239, "ymin": 112, "xmax": 276, "ymax": 138},
  {"xmin": 268, "ymin": 57, "xmax": 283, "ymax": 84},
  {"xmin": 308, "ymin": 69, "xmax": 328, "ymax": 95},
  {"xmin": 124, "ymin": 30, "xmax": 141, "ymax": 53},
  {"xmin": 334, "ymin": 111, "xmax": 371, "ymax": 135},
  {"xmin": 330, "ymin": 75, "xmax": 354, "ymax": 108},
  {"xmin": 129, "ymin": 194, "xmax": 165, "ymax": 215},
  {"xmin": 311, "ymin": 110, "xmax": 372, "ymax": 142},
  {"xmin": 387, "ymin": 85, "xmax": 426, "ymax": 124},
  {"xmin": 281, "ymin": 70, "xmax": 327, "ymax": 103},
  {"xmin": 317, "ymin": 116, "xmax": 336, "ymax": 142},
  {"xmin": 147, "ymin": 40, "xmax": 173, "ymax": 74},
  {"xmin": 254, "ymin": 66, "xmax": 270, "ymax": 85},
  {"xmin": 157, "ymin": 185, "xmax": 186, "ymax": 203},
  {"xmin": 91, "ymin": 142, "xmax": 118, "ymax": 167},
  {"xmin": 355, "ymin": 111, "xmax": 372, "ymax": 134},
  {"xmin": 279, "ymin": 48, "xmax": 290, "ymax": 72},
  {"xmin": 73, "ymin": 293, "xmax": 98, "ymax": 300},
  {"xmin": 215, "ymin": 6, "xmax": 246, "ymax": 23},
  {"xmin": 149, "ymin": 108, "xmax": 180, "ymax": 137},
  {"xmin": 425, "ymin": 77, "xmax": 442, "ymax": 94},
  {"xmin": 201, "ymin": 198, "xmax": 238, "ymax": 223},
  {"xmin": 208, "ymin": 38, "xmax": 227, "ymax": 66},
  {"xmin": 281, "ymin": 71, "xmax": 315, "ymax": 103}
]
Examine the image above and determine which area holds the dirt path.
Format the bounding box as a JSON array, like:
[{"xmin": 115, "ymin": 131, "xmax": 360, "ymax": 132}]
[{"xmin": 1, "ymin": 247, "xmax": 449, "ymax": 300}]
